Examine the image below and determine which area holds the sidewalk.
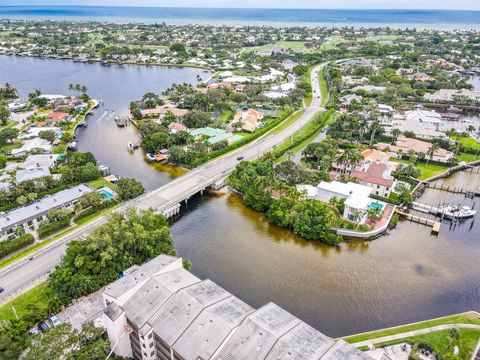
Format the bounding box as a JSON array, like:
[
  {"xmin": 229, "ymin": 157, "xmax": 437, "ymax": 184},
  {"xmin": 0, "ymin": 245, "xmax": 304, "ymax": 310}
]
[{"xmin": 351, "ymin": 324, "xmax": 480, "ymax": 348}]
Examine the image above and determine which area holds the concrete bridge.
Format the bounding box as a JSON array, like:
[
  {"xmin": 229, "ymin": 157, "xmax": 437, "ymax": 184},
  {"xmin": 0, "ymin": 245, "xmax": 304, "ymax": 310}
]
[{"xmin": 0, "ymin": 63, "xmax": 328, "ymax": 302}]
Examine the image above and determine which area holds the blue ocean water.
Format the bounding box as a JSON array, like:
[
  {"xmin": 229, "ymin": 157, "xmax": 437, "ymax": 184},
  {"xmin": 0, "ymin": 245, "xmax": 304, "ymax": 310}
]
[{"xmin": 0, "ymin": 6, "xmax": 479, "ymax": 28}]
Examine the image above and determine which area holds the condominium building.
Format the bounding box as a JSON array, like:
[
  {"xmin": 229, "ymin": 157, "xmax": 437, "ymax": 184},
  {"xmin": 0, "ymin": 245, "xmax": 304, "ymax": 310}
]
[{"xmin": 103, "ymin": 255, "xmax": 371, "ymax": 360}]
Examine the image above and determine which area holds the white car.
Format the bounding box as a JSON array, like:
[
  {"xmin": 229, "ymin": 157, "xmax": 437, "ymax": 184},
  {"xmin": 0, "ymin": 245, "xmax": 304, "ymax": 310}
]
[{"xmin": 49, "ymin": 314, "xmax": 62, "ymax": 327}]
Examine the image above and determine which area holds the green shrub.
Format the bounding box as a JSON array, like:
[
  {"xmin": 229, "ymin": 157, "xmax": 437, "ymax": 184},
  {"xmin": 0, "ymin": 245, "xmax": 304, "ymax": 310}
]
[
  {"xmin": 38, "ymin": 218, "xmax": 71, "ymax": 239},
  {"xmin": 0, "ymin": 234, "xmax": 35, "ymax": 259},
  {"xmin": 388, "ymin": 213, "xmax": 399, "ymax": 229},
  {"xmin": 73, "ymin": 199, "xmax": 118, "ymax": 223}
]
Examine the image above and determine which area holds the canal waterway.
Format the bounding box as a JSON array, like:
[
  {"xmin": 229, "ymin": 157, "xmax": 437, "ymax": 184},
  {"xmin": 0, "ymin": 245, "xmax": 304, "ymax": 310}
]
[
  {"xmin": 2, "ymin": 55, "xmax": 480, "ymax": 338},
  {"xmin": 0, "ymin": 55, "xmax": 206, "ymax": 190}
]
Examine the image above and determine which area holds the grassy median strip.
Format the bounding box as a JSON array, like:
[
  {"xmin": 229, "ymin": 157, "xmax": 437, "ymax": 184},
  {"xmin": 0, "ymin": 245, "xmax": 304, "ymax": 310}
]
[
  {"xmin": 273, "ymin": 109, "xmax": 336, "ymax": 161},
  {"xmin": 318, "ymin": 70, "xmax": 328, "ymax": 107},
  {"xmin": 343, "ymin": 312, "xmax": 480, "ymax": 344},
  {"xmin": 270, "ymin": 110, "xmax": 305, "ymax": 135}
]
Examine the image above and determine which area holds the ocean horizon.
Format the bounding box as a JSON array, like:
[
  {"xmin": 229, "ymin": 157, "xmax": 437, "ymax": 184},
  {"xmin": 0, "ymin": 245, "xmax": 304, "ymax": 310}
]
[{"xmin": 1, "ymin": 6, "xmax": 480, "ymax": 29}]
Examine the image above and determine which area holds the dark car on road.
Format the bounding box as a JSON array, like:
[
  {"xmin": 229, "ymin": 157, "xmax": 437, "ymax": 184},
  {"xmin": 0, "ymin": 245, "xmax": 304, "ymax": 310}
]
[
  {"xmin": 0, "ymin": 287, "xmax": 4, "ymax": 294},
  {"xmin": 237, "ymin": 155, "xmax": 244, "ymax": 161},
  {"xmin": 38, "ymin": 321, "xmax": 51, "ymax": 333}
]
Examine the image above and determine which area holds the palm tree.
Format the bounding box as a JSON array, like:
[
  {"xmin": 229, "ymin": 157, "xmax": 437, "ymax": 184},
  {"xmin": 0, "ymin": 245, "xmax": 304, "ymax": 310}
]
[
  {"xmin": 369, "ymin": 117, "xmax": 383, "ymax": 147},
  {"xmin": 391, "ymin": 128, "xmax": 401, "ymax": 144},
  {"xmin": 358, "ymin": 117, "xmax": 369, "ymax": 144},
  {"xmin": 426, "ymin": 143, "xmax": 439, "ymax": 164},
  {"xmin": 367, "ymin": 206, "xmax": 382, "ymax": 224}
]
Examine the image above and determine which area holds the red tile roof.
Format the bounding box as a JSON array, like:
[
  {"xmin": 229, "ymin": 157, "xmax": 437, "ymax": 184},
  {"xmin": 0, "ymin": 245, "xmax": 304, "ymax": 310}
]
[
  {"xmin": 351, "ymin": 163, "xmax": 395, "ymax": 187},
  {"xmin": 47, "ymin": 112, "xmax": 69, "ymax": 122},
  {"xmin": 168, "ymin": 122, "xmax": 187, "ymax": 132}
]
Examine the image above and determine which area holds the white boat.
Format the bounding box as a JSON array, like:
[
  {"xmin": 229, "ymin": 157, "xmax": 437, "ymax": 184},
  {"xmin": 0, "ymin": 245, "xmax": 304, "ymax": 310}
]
[{"xmin": 440, "ymin": 205, "xmax": 477, "ymax": 219}]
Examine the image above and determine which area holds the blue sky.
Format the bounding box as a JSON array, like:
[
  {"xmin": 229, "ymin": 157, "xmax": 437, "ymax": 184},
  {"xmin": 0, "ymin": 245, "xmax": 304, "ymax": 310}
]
[{"xmin": 2, "ymin": 0, "xmax": 480, "ymax": 10}]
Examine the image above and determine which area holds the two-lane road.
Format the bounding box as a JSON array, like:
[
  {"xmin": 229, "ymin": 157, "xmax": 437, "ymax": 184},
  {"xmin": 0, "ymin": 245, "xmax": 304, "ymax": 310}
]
[{"xmin": 0, "ymin": 63, "xmax": 327, "ymax": 303}]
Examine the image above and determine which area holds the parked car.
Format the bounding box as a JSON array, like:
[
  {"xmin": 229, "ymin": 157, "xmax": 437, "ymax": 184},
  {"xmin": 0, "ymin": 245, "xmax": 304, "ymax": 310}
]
[
  {"xmin": 0, "ymin": 287, "xmax": 4, "ymax": 294},
  {"xmin": 38, "ymin": 321, "xmax": 51, "ymax": 333},
  {"xmin": 28, "ymin": 327, "xmax": 39, "ymax": 336},
  {"xmin": 49, "ymin": 314, "xmax": 62, "ymax": 327}
]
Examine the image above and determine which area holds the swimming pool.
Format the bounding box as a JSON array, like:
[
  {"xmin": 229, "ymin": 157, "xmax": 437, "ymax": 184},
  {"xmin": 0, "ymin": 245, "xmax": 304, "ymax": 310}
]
[
  {"xmin": 98, "ymin": 189, "xmax": 114, "ymax": 200},
  {"xmin": 368, "ymin": 202, "xmax": 384, "ymax": 211}
]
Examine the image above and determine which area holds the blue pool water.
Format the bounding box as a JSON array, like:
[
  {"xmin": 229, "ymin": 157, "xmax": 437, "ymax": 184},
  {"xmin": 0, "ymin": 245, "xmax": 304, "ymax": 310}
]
[
  {"xmin": 368, "ymin": 202, "xmax": 384, "ymax": 211},
  {"xmin": 98, "ymin": 189, "xmax": 114, "ymax": 200}
]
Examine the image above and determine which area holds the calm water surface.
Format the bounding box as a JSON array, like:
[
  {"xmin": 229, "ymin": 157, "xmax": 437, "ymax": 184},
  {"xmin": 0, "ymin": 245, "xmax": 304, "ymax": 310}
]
[
  {"xmin": 172, "ymin": 172, "xmax": 480, "ymax": 337},
  {"xmin": 2, "ymin": 55, "xmax": 479, "ymax": 337},
  {"xmin": 1, "ymin": 7, "xmax": 480, "ymax": 29},
  {"xmin": 0, "ymin": 55, "xmax": 206, "ymax": 190}
]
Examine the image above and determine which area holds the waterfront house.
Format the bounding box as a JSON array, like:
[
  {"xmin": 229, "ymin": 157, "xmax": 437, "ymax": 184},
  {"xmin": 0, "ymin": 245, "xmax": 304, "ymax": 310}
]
[
  {"xmin": 0, "ymin": 184, "xmax": 93, "ymax": 241},
  {"xmin": 167, "ymin": 122, "xmax": 188, "ymax": 134},
  {"xmin": 424, "ymin": 89, "xmax": 480, "ymax": 102},
  {"xmin": 297, "ymin": 181, "xmax": 376, "ymax": 223},
  {"xmin": 140, "ymin": 104, "xmax": 189, "ymax": 119},
  {"xmin": 207, "ymin": 82, "xmax": 233, "ymax": 90},
  {"xmin": 384, "ymin": 110, "xmax": 445, "ymax": 139},
  {"xmin": 47, "ymin": 111, "xmax": 70, "ymax": 123},
  {"xmin": 102, "ymin": 254, "xmax": 370, "ymax": 360},
  {"xmin": 350, "ymin": 162, "xmax": 396, "ymax": 198},
  {"xmin": 189, "ymin": 127, "xmax": 243, "ymax": 145},
  {"xmin": 376, "ymin": 136, "xmax": 454, "ymax": 162}
]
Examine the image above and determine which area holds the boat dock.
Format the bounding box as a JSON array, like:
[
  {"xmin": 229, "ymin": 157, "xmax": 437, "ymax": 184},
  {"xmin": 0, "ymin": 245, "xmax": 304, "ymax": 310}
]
[
  {"xmin": 425, "ymin": 182, "xmax": 480, "ymax": 198},
  {"xmin": 395, "ymin": 209, "xmax": 441, "ymax": 234}
]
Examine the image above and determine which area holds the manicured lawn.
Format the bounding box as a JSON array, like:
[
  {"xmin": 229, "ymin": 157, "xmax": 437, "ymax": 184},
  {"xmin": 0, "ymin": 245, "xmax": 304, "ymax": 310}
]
[
  {"xmin": 393, "ymin": 159, "xmax": 448, "ymax": 180},
  {"xmin": 318, "ymin": 70, "xmax": 328, "ymax": 107},
  {"xmin": 216, "ymin": 109, "xmax": 234, "ymax": 123},
  {"xmin": 452, "ymin": 136, "xmax": 480, "ymax": 150},
  {"xmin": 275, "ymin": 40, "xmax": 306, "ymax": 50},
  {"xmin": 344, "ymin": 312, "xmax": 480, "ymax": 343},
  {"xmin": 87, "ymin": 178, "xmax": 118, "ymax": 191},
  {"xmin": 0, "ymin": 282, "xmax": 50, "ymax": 322},
  {"xmin": 270, "ymin": 110, "xmax": 305, "ymax": 135},
  {"xmin": 456, "ymin": 152, "xmax": 480, "ymax": 163},
  {"xmin": 367, "ymin": 328, "xmax": 480, "ymax": 360}
]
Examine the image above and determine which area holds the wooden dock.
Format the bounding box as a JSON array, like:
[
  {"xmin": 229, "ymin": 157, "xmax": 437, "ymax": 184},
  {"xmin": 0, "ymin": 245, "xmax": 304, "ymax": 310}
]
[
  {"xmin": 395, "ymin": 209, "xmax": 441, "ymax": 234},
  {"xmin": 425, "ymin": 182, "xmax": 480, "ymax": 197}
]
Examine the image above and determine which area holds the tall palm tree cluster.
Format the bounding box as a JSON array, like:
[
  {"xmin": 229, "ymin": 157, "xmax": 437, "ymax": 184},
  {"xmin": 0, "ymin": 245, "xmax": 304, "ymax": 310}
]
[{"xmin": 68, "ymin": 83, "xmax": 89, "ymax": 98}]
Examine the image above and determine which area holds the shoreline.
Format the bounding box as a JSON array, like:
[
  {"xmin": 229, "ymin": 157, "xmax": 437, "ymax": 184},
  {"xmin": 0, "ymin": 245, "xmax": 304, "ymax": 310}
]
[
  {"xmin": 1, "ymin": 10, "xmax": 480, "ymax": 30},
  {"xmin": 0, "ymin": 53, "xmax": 211, "ymax": 71}
]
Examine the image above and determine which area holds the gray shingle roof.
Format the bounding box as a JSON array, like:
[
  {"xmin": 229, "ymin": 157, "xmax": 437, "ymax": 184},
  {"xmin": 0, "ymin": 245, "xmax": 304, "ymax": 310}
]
[
  {"xmin": 149, "ymin": 279, "xmax": 231, "ymax": 347},
  {"xmin": 122, "ymin": 269, "xmax": 200, "ymax": 329},
  {"xmin": 265, "ymin": 322, "xmax": 335, "ymax": 360},
  {"xmin": 104, "ymin": 255, "xmax": 178, "ymax": 299},
  {"xmin": 213, "ymin": 303, "xmax": 301, "ymax": 360},
  {"xmin": 0, "ymin": 184, "xmax": 93, "ymax": 231},
  {"xmin": 172, "ymin": 296, "xmax": 254, "ymax": 360}
]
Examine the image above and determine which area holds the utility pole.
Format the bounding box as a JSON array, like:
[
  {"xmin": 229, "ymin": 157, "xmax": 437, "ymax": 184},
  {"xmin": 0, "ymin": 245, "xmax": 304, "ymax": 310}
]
[{"xmin": 11, "ymin": 304, "xmax": 19, "ymax": 320}]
